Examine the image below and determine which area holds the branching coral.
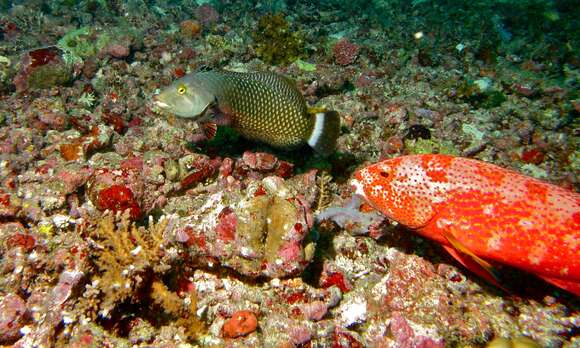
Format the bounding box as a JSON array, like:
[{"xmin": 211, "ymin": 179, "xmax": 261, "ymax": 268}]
[
  {"xmin": 151, "ymin": 280, "xmax": 204, "ymax": 340},
  {"xmin": 89, "ymin": 213, "xmax": 167, "ymax": 317},
  {"xmin": 314, "ymin": 171, "xmax": 334, "ymax": 213},
  {"xmin": 81, "ymin": 213, "xmax": 205, "ymax": 341}
]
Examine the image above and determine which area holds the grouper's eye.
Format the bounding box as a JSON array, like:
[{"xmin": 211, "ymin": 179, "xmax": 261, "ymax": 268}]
[
  {"xmin": 177, "ymin": 85, "xmax": 187, "ymax": 95},
  {"xmin": 379, "ymin": 170, "xmax": 390, "ymax": 179}
]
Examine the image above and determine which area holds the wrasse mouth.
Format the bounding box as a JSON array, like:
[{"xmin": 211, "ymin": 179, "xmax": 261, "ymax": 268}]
[
  {"xmin": 153, "ymin": 99, "xmax": 170, "ymax": 109},
  {"xmin": 150, "ymin": 93, "xmax": 168, "ymax": 107},
  {"xmin": 150, "ymin": 97, "xmax": 172, "ymax": 117}
]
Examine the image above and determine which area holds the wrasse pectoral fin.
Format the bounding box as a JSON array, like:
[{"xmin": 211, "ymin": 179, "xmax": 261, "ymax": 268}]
[
  {"xmin": 201, "ymin": 122, "xmax": 218, "ymax": 140},
  {"xmin": 441, "ymin": 230, "xmax": 509, "ymax": 293},
  {"xmin": 537, "ymin": 274, "xmax": 580, "ymax": 297}
]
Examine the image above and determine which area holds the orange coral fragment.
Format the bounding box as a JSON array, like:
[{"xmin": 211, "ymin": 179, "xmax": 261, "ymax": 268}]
[
  {"xmin": 222, "ymin": 310, "xmax": 258, "ymax": 338},
  {"xmin": 60, "ymin": 142, "xmax": 81, "ymax": 161},
  {"xmin": 180, "ymin": 20, "xmax": 202, "ymax": 39}
]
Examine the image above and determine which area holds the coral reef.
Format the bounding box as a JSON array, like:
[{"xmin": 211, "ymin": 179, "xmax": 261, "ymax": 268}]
[{"xmin": 0, "ymin": 0, "xmax": 577, "ymax": 346}]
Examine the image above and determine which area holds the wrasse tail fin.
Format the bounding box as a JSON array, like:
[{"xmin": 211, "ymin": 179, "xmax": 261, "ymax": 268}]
[
  {"xmin": 306, "ymin": 109, "xmax": 340, "ymax": 157},
  {"xmin": 537, "ymin": 275, "xmax": 580, "ymax": 296},
  {"xmin": 442, "ymin": 231, "xmax": 509, "ymax": 293}
]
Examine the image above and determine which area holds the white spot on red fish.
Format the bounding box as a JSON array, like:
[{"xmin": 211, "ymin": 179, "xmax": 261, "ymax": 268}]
[
  {"xmin": 528, "ymin": 241, "xmax": 547, "ymax": 265},
  {"xmin": 562, "ymin": 234, "xmax": 578, "ymax": 249},
  {"xmin": 486, "ymin": 234, "xmax": 502, "ymax": 251},
  {"xmin": 351, "ymin": 179, "xmax": 367, "ymax": 199},
  {"xmin": 371, "ymin": 185, "xmax": 383, "ymax": 196},
  {"xmin": 436, "ymin": 218, "xmax": 452, "ymax": 229},
  {"xmin": 482, "ymin": 204, "xmax": 494, "ymax": 216}
]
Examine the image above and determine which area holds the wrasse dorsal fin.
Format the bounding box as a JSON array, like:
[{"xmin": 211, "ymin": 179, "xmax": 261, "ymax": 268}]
[
  {"xmin": 196, "ymin": 65, "xmax": 214, "ymax": 73},
  {"xmin": 441, "ymin": 230, "xmax": 508, "ymax": 293},
  {"xmin": 307, "ymin": 106, "xmax": 328, "ymax": 115}
]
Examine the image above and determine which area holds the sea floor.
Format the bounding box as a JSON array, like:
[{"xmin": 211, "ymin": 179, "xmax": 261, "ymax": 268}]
[{"xmin": 0, "ymin": 0, "xmax": 578, "ymax": 347}]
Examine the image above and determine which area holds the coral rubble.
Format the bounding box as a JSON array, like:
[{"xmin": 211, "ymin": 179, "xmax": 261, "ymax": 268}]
[{"xmin": 0, "ymin": 0, "xmax": 578, "ymax": 346}]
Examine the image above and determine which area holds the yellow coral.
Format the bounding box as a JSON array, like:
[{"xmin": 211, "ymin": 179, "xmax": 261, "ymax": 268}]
[
  {"xmin": 151, "ymin": 280, "xmax": 204, "ymax": 340},
  {"xmin": 83, "ymin": 214, "xmax": 205, "ymax": 340},
  {"xmin": 315, "ymin": 171, "xmax": 334, "ymax": 213},
  {"xmin": 89, "ymin": 214, "xmax": 166, "ymax": 317}
]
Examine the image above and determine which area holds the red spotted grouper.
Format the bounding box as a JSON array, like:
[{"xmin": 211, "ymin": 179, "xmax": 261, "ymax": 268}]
[
  {"xmin": 153, "ymin": 70, "xmax": 340, "ymax": 156},
  {"xmin": 352, "ymin": 154, "xmax": 580, "ymax": 295}
]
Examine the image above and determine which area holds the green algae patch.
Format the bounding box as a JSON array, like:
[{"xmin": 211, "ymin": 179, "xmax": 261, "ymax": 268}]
[
  {"xmin": 253, "ymin": 13, "xmax": 306, "ymax": 65},
  {"xmin": 294, "ymin": 59, "xmax": 317, "ymax": 72},
  {"xmin": 405, "ymin": 138, "xmax": 459, "ymax": 156},
  {"xmin": 58, "ymin": 27, "xmax": 110, "ymax": 64}
]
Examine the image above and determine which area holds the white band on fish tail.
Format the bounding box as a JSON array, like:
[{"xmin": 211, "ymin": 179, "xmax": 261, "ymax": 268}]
[{"xmin": 307, "ymin": 112, "xmax": 326, "ymax": 149}]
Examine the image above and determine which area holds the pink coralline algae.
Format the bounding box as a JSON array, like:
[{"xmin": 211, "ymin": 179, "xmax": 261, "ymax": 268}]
[
  {"xmin": 0, "ymin": 294, "xmax": 28, "ymax": 344},
  {"xmin": 175, "ymin": 174, "xmax": 317, "ymax": 279},
  {"xmin": 195, "ymin": 4, "xmax": 220, "ymax": 26},
  {"xmin": 236, "ymin": 151, "xmax": 294, "ymax": 179},
  {"xmin": 13, "ymin": 46, "xmax": 72, "ymax": 92},
  {"xmin": 180, "ymin": 156, "xmax": 220, "ymax": 189},
  {"xmin": 87, "ymin": 168, "xmax": 144, "ymax": 220},
  {"xmin": 215, "ymin": 207, "xmax": 237, "ymax": 242},
  {"xmin": 0, "ymin": 190, "xmax": 19, "ymax": 218},
  {"xmin": 333, "ymin": 38, "xmax": 360, "ymax": 66},
  {"xmin": 320, "ymin": 271, "xmax": 352, "ymax": 293},
  {"xmin": 96, "ymin": 185, "xmax": 141, "ymax": 220}
]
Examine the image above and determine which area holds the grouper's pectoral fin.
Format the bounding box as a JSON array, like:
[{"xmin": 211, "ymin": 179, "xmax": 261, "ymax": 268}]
[
  {"xmin": 441, "ymin": 230, "xmax": 509, "ymax": 293},
  {"xmin": 537, "ymin": 274, "xmax": 580, "ymax": 297}
]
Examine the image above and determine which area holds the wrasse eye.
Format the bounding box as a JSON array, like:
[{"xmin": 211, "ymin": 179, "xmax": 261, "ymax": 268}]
[{"xmin": 177, "ymin": 85, "xmax": 187, "ymax": 95}]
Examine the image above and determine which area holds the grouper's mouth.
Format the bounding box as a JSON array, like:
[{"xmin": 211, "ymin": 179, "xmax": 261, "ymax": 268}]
[{"xmin": 350, "ymin": 177, "xmax": 367, "ymax": 200}]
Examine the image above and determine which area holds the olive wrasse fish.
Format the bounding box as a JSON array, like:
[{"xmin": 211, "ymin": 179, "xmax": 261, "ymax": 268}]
[
  {"xmin": 153, "ymin": 70, "xmax": 340, "ymax": 156},
  {"xmin": 352, "ymin": 154, "xmax": 580, "ymax": 296}
]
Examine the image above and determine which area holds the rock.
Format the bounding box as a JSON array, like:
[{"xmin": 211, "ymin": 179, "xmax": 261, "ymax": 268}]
[
  {"xmin": 390, "ymin": 312, "xmax": 445, "ymax": 348},
  {"xmin": 0, "ymin": 294, "xmax": 27, "ymax": 344},
  {"xmin": 106, "ymin": 44, "xmax": 130, "ymax": 59},
  {"xmin": 13, "ymin": 46, "xmax": 72, "ymax": 92},
  {"xmin": 176, "ymin": 175, "xmax": 316, "ymax": 278},
  {"xmin": 222, "ymin": 310, "xmax": 258, "ymax": 338}
]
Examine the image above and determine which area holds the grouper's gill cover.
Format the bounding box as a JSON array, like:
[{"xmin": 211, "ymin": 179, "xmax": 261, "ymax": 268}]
[{"xmin": 154, "ymin": 71, "xmax": 340, "ymax": 156}]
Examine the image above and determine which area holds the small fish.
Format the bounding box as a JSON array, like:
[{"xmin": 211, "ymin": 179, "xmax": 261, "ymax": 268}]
[
  {"xmin": 153, "ymin": 70, "xmax": 340, "ymax": 156},
  {"xmin": 351, "ymin": 154, "xmax": 580, "ymax": 295}
]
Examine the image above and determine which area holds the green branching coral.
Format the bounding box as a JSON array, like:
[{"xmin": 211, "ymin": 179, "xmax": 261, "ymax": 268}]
[{"xmin": 253, "ymin": 13, "xmax": 306, "ymax": 65}]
